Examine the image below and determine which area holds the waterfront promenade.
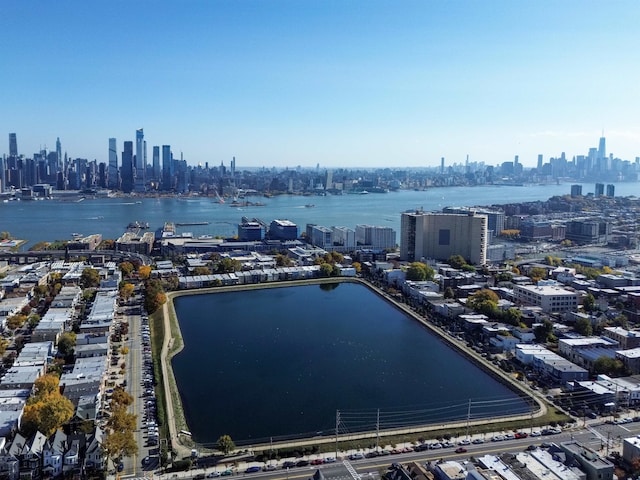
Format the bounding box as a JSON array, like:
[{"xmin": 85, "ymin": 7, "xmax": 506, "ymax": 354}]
[{"xmin": 158, "ymin": 278, "xmax": 546, "ymax": 459}]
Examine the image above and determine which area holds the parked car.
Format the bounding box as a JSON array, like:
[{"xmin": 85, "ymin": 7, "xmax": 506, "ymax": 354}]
[{"xmin": 245, "ymin": 466, "xmax": 261, "ymax": 473}]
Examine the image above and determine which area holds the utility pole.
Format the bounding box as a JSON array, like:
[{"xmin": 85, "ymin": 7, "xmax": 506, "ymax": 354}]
[
  {"xmin": 466, "ymin": 399, "xmax": 471, "ymax": 439},
  {"xmin": 335, "ymin": 410, "xmax": 340, "ymax": 458},
  {"xmin": 376, "ymin": 409, "xmax": 380, "ymax": 451}
]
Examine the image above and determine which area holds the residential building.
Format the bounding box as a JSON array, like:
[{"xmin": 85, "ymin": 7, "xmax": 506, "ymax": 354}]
[{"xmin": 355, "ymin": 224, "xmax": 396, "ymax": 250}]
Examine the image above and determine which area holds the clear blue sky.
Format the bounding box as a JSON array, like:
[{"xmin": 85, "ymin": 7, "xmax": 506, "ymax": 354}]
[{"xmin": 2, "ymin": 0, "xmax": 639, "ymax": 168}]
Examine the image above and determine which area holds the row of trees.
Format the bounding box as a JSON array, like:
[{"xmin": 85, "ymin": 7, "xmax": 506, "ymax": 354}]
[
  {"xmin": 466, "ymin": 288, "xmax": 523, "ymax": 326},
  {"xmin": 102, "ymin": 388, "xmax": 138, "ymax": 465}
]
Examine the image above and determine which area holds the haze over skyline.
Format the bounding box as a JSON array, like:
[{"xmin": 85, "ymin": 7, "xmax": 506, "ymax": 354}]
[{"xmin": 3, "ymin": 0, "xmax": 640, "ymax": 168}]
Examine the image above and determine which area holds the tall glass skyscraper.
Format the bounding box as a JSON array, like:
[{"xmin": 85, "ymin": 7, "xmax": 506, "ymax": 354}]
[
  {"xmin": 135, "ymin": 128, "xmax": 145, "ymax": 182},
  {"xmin": 152, "ymin": 146, "xmax": 160, "ymax": 182},
  {"xmin": 108, "ymin": 138, "xmax": 118, "ymax": 189},
  {"xmin": 121, "ymin": 141, "xmax": 134, "ymax": 193},
  {"xmin": 162, "ymin": 145, "xmax": 172, "ymax": 191},
  {"xmin": 8, "ymin": 133, "xmax": 17, "ymax": 157}
]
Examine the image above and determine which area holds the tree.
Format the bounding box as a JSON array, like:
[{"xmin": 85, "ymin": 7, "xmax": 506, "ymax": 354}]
[
  {"xmin": 27, "ymin": 313, "xmax": 41, "ymax": 328},
  {"xmin": 275, "ymin": 254, "xmax": 292, "ymax": 267},
  {"xmin": 143, "ymin": 279, "xmax": 167, "ymax": 314},
  {"xmin": 138, "ymin": 265, "xmax": 152, "ymax": 280},
  {"xmin": 447, "ymin": 255, "xmax": 467, "ymax": 269},
  {"xmin": 443, "ymin": 287, "xmax": 456, "ymax": 299},
  {"xmin": 593, "ymin": 356, "xmax": 625, "ymax": 376},
  {"xmin": 352, "ymin": 262, "xmax": 362, "ymax": 274},
  {"xmin": 57, "ymin": 332, "xmax": 77, "ymax": 358},
  {"xmin": 529, "ymin": 267, "xmax": 547, "ymax": 283},
  {"xmin": 103, "ymin": 407, "xmax": 138, "ymax": 463},
  {"xmin": 110, "ymin": 387, "xmax": 133, "ymax": 407},
  {"xmin": 467, "ymin": 288, "xmax": 500, "ymax": 315},
  {"xmin": 406, "ymin": 262, "xmax": 435, "ymax": 281},
  {"xmin": 80, "ymin": 268, "xmax": 100, "ymax": 288},
  {"xmin": 503, "ymin": 307, "xmax": 523, "ymax": 326},
  {"xmin": 216, "ymin": 435, "xmax": 236, "ymax": 455},
  {"xmin": 119, "ymin": 261, "xmax": 134, "ymax": 277},
  {"xmin": 119, "ymin": 282, "xmax": 135, "ymax": 300},
  {"xmin": 583, "ymin": 293, "xmax": 597, "ymax": 312},
  {"xmin": 217, "ymin": 257, "xmax": 241, "ymax": 273},
  {"xmin": 534, "ymin": 319, "xmax": 554, "ymax": 343},
  {"xmin": 192, "ymin": 266, "xmax": 211, "ymax": 275},
  {"xmin": 6, "ymin": 314, "xmax": 27, "ymax": 331},
  {"xmin": 574, "ymin": 317, "xmax": 593, "ymax": 336},
  {"xmin": 319, "ymin": 263, "xmax": 333, "ymax": 277},
  {"xmin": 21, "ymin": 374, "xmax": 74, "ymax": 437}
]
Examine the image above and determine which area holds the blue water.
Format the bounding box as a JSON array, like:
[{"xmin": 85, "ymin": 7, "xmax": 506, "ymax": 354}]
[
  {"xmin": 171, "ymin": 283, "xmax": 530, "ymax": 444},
  {"xmin": 3, "ymin": 182, "xmax": 638, "ymax": 248}
]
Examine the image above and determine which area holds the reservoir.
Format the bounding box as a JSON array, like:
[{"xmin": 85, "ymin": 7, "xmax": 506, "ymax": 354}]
[{"xmin": 171, "ymin": 282, "xmax": 530, "ymax": 445}]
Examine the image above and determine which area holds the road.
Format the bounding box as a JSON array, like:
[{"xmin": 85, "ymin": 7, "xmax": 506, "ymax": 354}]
[{"xmin": 117, "ymin": 420, "xmax": 640, "ymax": 480}]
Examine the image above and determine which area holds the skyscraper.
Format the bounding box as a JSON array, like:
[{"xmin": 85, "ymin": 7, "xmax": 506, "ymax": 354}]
[
  {"xmin": 8, "ymin": 133, "xmax": 17, "ymax": 157},
  {"xmin": 56, "ymin": 137, "xmax": 62, "ymax": 170},
  {"xmin": 162, "ymin": 145, "xmax": 172, "ymax": 191},
  {"xmin": 108, "ymin": 138, "xmax": 118, "ymax": 189},
  {"xmin": 135, "ymin": 128, "xmax": 144, "ymax": 181},
  {"xmin": 152, "ymin": 146, "xmax": 160, "ymax": 181},
  {"xmin": 121, "ymin": 141, "xmax": 134, "ymax": 193}
]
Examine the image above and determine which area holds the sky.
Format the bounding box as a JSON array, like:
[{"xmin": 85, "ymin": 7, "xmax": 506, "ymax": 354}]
[{"xmin": 2, "ymin": 0, "xmax": 640, "ymax": 168}]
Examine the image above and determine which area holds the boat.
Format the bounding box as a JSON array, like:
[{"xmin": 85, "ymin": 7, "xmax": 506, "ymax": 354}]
[
  {"xmin": 305, "ymin": 204, "xmax": 315, "ymax": 208},
  {"xmin": 71, "ymin": 233, "xmax": 83, "ymax": 239},
  {"xmin": 360, "ymin": 190, "xmax": 369, "ymax": 194},
  {"xmin": 197, "ymin": 235, "xmax": 213, "ymax": 240},
  {"xmin": 175, "ymin": 221, "xmax": 210, "ymax": 226},
  {"xmin": 127, "ymin": 221, "xmax": 149, "ymax": 229}
]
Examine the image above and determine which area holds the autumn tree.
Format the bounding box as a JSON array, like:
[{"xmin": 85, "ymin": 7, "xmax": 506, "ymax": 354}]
[
  {"xmin": 119, "ymin": 261, "xmax": 134, "ymax": 277},
  {"xmin": 21, "ymin": 374, "xmax": 74, "ymax": 437},
  {"xmin": 119, "ymin": 282, "xmax": 135, "ymax": 300},
  {"xmin": 406, "ymin": 262, "xmax": 435, "ymax": 281},
  {"xmin": 138, "ymin": 265, "xmax": 152, "ymax": 280},
  {"xmin": 6, "ymin": 314, "xmax": 27, "ymax": 331},
  {"xmin": 529, "ymin": 267, "xmax": 547, "ymax": 283},
  {"xmin": 216, "ymin": 435, "xmax": 236, "ymax": 455},
  {"xmin": 351, "ymin": 262, "xmax": 362, "ymax": 274},
  {"xmin": 103, "ymin": 405, "xmax": 137, "ymax": 463},
  {"xmin": 111, "ymin": 387, "xmax": 133, "ymax": 408},
  {"xmin": 143, "ymin": 279, "xmax": 167, "ymax": 314}
]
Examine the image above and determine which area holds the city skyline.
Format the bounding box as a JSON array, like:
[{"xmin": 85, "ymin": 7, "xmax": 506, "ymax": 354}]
[{"xmin": 3, "ymin": 1, "xmax": 640, "ymax": 168}]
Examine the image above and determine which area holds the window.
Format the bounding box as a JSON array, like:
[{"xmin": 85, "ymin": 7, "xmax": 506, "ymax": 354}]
[{"xmin": 439, "ymin": 229, "xmax": 450, "ymax": 245}]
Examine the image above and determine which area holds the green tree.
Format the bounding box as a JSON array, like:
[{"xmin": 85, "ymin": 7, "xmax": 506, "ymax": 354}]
[
  {"xmin": 27, "ymin": 313, "xmax": 41, "ymax": 328},
  {"xmin": 216, "ymin": 435, "xmax": 236, "ymax": 456},
  {"xmin": 466, "ymin": 289, "xmax": 499, "ymax": 313},
  {"xmin": 406, "ymin": 262, "xmax": 435, "ymax": 281},
  {"xmin": 583, "ymin": 293, "xmax": 597, "ymax": 312},
  {"xmin": 217, "ymin": 257, "xmax": 240, "ymax": 273},
  {"xmin": 319, "ymin": 263, "xmax": 333, "ymax": 277},
  {"xmin": 593, "ymin": 356, "xmax": 625, "ymax": 376},
  {"xmin": 443, "ymin": 287, "xmax": 456, "ymax": 299},
  {"xmin": 534, "ymin": 319, "xmax": 554, "ymax": 343},
  {"xmin": 57, "ymin": 332, "xmax": 77, "ymax": 358},
  {"xmin": 80, "ymin": 268, "xmax": 100, "ymax": 288},
  {"xmin": 503, "ymin": 307, "xmax": 523, "ymax": 326},
  {"xmin": 574, "ymin": 317, "xmax": 593, "ymax": 336},
  {"xmin": 447, "ymin": 255, "xmax": 467, "ymax": 269}
]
